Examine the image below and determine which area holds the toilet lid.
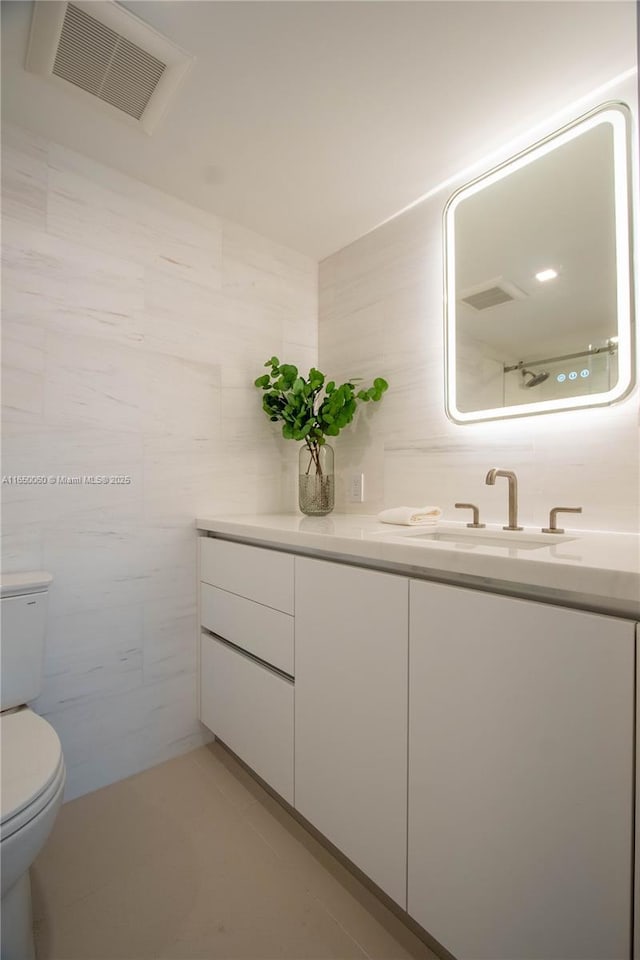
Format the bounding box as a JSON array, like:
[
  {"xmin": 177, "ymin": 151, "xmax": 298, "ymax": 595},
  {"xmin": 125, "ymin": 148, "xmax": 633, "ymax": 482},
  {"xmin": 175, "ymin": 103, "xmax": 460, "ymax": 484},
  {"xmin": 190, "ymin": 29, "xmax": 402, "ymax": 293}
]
[{"xmin": 1, "ymin": 709, "xmax": 63, "ymax": 826}]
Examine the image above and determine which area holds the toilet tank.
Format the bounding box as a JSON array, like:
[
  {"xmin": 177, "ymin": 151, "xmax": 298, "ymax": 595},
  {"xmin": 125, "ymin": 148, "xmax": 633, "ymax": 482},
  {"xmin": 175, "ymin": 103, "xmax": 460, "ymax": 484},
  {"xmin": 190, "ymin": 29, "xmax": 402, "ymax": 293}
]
[{"xmin": 0, "ymin": 572, "xmax": 53, "ymax": 710}]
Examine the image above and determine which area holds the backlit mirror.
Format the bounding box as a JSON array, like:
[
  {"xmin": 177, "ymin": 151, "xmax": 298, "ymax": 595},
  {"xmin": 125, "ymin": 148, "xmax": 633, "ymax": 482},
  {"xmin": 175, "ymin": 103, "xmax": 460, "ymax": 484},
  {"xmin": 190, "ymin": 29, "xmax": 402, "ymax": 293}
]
[{"xmin": 444, "ymin": 102, "xmax": 634, "ymax": 424}]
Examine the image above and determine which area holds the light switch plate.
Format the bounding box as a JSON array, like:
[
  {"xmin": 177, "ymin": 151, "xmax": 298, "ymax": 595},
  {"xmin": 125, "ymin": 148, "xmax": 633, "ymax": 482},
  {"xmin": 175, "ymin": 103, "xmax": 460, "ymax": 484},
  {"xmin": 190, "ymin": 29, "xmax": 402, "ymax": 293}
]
[{"xmin": 348, "ymin": 473, "xmax": 365, "ymax": 502}]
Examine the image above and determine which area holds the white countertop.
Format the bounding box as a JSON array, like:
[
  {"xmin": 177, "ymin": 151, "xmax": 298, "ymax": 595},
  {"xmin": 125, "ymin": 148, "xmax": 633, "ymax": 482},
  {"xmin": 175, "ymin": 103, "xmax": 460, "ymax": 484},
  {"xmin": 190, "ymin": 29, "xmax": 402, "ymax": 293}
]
[{"xmin": 196, "ymin": 514, "xmax": 640, "ymax": 620}]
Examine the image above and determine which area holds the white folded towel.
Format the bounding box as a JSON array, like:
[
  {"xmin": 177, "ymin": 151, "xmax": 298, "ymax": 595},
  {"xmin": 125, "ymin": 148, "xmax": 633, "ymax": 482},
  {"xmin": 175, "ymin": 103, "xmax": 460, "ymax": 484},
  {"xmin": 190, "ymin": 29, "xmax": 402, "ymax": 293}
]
[{"xmin": 377, "ymin": 505, "xmax": 442, "ymax": 526}]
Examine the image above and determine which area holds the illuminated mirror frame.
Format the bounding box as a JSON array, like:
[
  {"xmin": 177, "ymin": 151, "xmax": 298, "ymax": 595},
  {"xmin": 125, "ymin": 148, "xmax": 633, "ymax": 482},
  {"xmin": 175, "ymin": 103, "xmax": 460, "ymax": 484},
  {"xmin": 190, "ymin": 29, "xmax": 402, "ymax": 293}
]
[{"xmin": 444, "ymin": 102, "xmax": 634, "ymax": 424}]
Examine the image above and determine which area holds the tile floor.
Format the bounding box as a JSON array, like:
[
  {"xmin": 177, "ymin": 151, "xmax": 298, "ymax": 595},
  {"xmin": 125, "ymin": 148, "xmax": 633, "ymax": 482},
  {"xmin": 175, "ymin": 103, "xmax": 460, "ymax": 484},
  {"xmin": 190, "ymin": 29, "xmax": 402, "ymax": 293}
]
[{"xmin": 32, "ymin": 741, "xmax": 440, "ymax": 960}]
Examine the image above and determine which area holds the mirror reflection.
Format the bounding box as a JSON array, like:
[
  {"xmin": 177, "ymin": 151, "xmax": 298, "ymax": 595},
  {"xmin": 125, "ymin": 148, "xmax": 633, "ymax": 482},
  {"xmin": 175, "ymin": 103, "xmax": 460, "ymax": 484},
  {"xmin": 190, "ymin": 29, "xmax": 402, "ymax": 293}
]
[{"xmin": 445, "ymin": 103, "xmax": 633, "ymax": 423}]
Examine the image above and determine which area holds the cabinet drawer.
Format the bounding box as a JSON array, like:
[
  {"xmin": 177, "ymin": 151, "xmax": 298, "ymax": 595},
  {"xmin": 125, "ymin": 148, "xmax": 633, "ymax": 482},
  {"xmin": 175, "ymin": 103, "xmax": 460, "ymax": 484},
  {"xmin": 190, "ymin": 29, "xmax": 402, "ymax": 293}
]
[
  {"xmin": 200, "ymin": 632, "xmax": 294, "ymax": 803},
  {"xmin": 201, "ymin": 583, "xmax": 294, "ymax": 676},
  {"xmin": 199, "ymin": 538, "xmax": 293, "ymax": 614}
]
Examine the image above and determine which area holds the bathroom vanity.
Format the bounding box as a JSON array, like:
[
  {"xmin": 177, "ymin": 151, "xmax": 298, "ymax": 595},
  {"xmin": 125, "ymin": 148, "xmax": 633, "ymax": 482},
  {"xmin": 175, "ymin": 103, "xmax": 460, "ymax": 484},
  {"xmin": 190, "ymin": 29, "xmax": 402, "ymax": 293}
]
[{"xmin": 196, "ymin": 514, "xmax": 639, "ymax": 960}]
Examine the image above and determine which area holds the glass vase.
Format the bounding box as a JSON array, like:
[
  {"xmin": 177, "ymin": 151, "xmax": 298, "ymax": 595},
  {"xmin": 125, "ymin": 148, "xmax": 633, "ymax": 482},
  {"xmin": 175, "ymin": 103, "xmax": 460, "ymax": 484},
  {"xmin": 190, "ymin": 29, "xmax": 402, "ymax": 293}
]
[{"xmin": 298, "ymin": 443, "xmax": 335, "ymax": 516}]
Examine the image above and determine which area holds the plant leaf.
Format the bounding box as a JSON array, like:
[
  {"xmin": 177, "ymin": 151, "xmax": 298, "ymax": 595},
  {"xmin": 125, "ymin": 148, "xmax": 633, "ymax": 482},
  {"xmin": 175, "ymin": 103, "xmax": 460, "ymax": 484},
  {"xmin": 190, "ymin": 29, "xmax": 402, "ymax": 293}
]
[{"xmin": 255, "ymin": 359, "xmax": 388, "ymax": 444}]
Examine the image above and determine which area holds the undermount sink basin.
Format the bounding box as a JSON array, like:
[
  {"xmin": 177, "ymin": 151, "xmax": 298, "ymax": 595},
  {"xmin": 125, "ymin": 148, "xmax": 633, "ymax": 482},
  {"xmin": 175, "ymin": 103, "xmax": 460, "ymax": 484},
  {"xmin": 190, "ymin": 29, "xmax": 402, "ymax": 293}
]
[{"xmin": 389, "ymin": 528, "xmax": 577, "ymax": 551}]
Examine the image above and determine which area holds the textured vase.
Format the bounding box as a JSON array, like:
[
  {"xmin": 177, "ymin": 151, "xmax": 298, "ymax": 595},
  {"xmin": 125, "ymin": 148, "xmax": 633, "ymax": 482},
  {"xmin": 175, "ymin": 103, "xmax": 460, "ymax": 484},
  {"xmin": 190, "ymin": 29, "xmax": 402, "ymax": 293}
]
[{"xmin": 298, "ymin": 443, "xmax": 335, "ymax": 516}]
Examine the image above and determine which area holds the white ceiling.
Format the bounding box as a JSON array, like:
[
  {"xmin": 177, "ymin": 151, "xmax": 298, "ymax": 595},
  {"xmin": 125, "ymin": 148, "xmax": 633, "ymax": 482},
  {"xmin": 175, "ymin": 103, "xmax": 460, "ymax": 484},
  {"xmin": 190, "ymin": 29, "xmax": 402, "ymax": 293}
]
[{"xmin": 1, "ymin": 1, "xmax": 636, "ymax": 259}]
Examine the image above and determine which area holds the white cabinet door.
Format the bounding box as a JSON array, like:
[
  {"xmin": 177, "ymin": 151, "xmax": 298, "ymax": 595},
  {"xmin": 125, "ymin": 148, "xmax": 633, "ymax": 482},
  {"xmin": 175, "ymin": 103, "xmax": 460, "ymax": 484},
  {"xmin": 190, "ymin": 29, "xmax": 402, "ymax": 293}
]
[
  {"xmin": 408, "ymin": 580, "xmax": 635, "ymax": 960},
  {"xmin": 294, "ymin": 557, "xmax": 409, "ymax": 907}
]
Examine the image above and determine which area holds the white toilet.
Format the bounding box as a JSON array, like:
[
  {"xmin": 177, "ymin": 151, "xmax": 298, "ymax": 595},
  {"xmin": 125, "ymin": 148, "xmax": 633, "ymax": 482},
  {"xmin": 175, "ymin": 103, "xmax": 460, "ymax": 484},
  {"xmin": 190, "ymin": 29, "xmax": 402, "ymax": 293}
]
[{"xmin": 1, "ymin": 572, "xmax": 66, "ymax": 960}]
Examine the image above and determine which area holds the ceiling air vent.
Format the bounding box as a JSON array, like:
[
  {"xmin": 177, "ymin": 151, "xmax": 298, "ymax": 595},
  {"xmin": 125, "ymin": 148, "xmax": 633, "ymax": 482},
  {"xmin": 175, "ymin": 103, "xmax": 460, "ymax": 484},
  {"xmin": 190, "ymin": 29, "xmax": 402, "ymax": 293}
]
[
  {"xmin": 26, "ymin": 1, "xmax": 194, "ymax": 134},
  {"xmin": 53, "ymin": 4, "xmax": 166, "ymax": 121},
  {"xmin": 459, "ymin": 278, "xmax": 528, "ymax": 312}
]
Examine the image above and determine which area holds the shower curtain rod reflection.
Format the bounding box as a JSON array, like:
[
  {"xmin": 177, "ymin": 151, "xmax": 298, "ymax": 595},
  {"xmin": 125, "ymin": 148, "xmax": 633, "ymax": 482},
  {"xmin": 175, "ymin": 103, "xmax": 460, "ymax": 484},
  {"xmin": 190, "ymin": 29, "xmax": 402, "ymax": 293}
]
[{"xmin": 503, "ymin": 343, "xmax": 618, "ymax": 373}]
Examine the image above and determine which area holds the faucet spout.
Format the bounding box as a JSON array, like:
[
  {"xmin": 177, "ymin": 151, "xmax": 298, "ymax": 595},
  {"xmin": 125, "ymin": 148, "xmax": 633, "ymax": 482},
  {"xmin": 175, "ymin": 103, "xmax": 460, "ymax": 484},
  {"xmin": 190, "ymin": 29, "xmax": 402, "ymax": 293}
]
[{"xmin": 485, "ymin": 469, "xmax": 523, "ymax": 531}]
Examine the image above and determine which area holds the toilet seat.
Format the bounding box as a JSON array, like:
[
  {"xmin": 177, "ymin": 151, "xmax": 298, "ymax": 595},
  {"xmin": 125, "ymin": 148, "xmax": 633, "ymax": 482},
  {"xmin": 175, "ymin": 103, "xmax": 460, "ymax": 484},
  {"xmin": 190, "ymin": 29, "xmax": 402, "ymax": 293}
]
[{"xmin": 1, "ymin": 708, "xmax": 65, "ymax": 841}]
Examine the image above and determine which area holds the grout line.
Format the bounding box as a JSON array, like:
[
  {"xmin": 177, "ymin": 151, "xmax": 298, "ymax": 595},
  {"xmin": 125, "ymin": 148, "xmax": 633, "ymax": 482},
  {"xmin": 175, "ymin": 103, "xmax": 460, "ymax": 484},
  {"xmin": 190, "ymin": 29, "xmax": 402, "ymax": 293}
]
[{"xmin": 308, "ymin": 894, "xmax": 373, "ymax": 960}]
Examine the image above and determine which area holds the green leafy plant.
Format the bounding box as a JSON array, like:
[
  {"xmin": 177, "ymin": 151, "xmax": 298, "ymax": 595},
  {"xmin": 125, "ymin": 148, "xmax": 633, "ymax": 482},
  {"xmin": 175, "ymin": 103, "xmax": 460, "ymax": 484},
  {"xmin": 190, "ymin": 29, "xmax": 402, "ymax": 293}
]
[{"xmin": 254, "ymin": 357, "xmax": 388, "ymax": 475}]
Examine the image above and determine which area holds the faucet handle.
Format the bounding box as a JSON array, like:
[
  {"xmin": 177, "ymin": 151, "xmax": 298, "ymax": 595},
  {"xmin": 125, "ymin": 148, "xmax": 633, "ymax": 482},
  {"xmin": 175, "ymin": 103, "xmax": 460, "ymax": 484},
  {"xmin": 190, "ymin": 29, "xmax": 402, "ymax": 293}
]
[
  {"xmin": 455, "ymin": 503, "xmax": 486, "ymax": 528},
  {"xmin": 542, "ymin": 506, "xmax": 582, "ymax": 535}
]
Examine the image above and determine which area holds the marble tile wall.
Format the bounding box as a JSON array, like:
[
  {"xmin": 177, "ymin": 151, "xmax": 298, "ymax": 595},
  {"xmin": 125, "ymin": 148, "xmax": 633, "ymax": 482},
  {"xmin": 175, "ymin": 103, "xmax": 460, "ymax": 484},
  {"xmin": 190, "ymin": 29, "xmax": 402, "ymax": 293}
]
[
  {"xmin": 319, "ymin": 76, "xmax": 639, "ymax": 533},
  {"xmin": 1, "ymin": 124, "xmax": 317, "ymax": 800}
]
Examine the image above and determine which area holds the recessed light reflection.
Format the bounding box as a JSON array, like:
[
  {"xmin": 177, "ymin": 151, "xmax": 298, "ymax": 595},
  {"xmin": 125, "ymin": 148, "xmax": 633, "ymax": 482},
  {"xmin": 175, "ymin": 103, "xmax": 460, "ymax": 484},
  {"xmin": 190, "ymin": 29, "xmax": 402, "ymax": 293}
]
[{"xmin": 535, "ymin": 268, "xmax": 558, "ymax": 282}]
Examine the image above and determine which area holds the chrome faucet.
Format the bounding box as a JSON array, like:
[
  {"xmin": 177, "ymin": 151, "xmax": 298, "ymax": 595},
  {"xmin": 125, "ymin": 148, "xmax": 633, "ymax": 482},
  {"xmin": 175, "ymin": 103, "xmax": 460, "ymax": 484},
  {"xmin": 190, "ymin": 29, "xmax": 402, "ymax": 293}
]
[{"xmin": 485, "ymin": 469, "xmax": 523, "ymax": 531}]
